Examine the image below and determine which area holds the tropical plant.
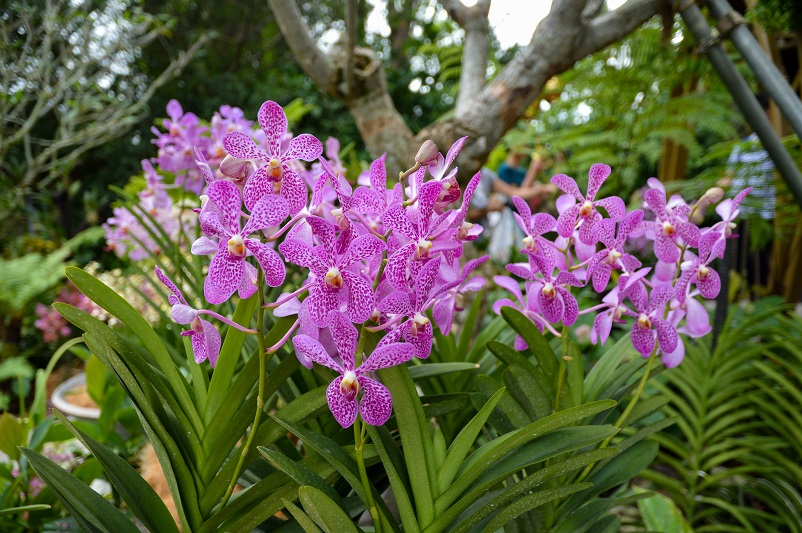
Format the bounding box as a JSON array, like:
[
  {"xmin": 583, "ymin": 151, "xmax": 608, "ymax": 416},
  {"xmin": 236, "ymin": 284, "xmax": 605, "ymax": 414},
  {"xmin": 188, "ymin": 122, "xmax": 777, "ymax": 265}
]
[{"xmin": 643, "ymin": 297, "xmax": 802, "ymax": 531}]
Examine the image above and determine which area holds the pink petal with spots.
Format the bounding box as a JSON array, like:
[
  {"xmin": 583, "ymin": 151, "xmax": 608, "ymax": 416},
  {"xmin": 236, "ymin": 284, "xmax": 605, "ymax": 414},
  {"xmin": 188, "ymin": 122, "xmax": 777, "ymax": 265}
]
[
  {"xmin": 622, "ymin": 254, "xmax": 642, "ymax": 273},
  {"xmin": 284, "ymin": 134, "xmax": 323, "ymax": 162},
  {"xmin": 591, "ymin": 262, "xmax": 612, "ymax": 293},
  {"xmin": 654, "ymin": 232, "xmax": 679, "ymax": 264},
  {"xmin": 558, "ymin": 287, "xmax": 579, "ymax": 326},
  {"xmin": 358, "ymin": 377, "xmax": 393, "ymax": 426},
  {"xmin": 506, "ymin": 263, "xmax": 536, "ymax": 280},
  {"xmin": 555, "ymin": 270, "xmax": 582, "ymax": 287},
  {"xmin": 556, "ymin": 194, "xmax": 576, "ymax": 214},
  {"xmin": 698, "ymin": 231, "xmax": 722, "ymax": 262},
  {"xmin": 512, "ymin": 196, "xmax": 532, "ymax": 229},
  {"xmin": 238, "ymin": 261, "xmax": 258, "ymax": 300},
  {"xmin": 245, "ymin": 240, "xmax": 285, "ymax": 287},
  {"xmin": 155, "ymin": 266, "xmax": 186, "ymax": 305},
  {"xmin": 578, "ymin": 214, "xmax": 599, "ymax": 245},
  {"xmin": 697, "ymin": 267, "xmax": 721, "ymax": 299},
  {"xmin": 360, "ymin": 343, "xmax": 416, "ymax": 374},
  {"xmin": 593, "ymin": 312, "xmax": 613, "ymax": 346},
  {"xmin": 191, "ymin": 331, "xmax": 209, "ymax": 365},
  {"xmin": 326, "ymin": 376, "xmax": 358, "ymax": 428},
  {"xmin": 379, "ymin": 292, "xmax": 414, "ymax": 316},
  {"xmin": 273, "ymin": 296, "xmax": 301, "ymax": 317},
  {"xmin": 551, "ymin": 174, "xmax": 583, "ymax": 201},
  {"xmin": 307, "ymin": 286, "xmax": 342, "ymax": 327},
  {"xmin": 532, "ymin": 213, "xmax": 556, "ymax": 236},
  {"xmin": 529, "ymin": 253, "xmax": 556, "ymax": 280},
  {"xmin": 381, "ymin": 205, "xmax": 417, "ymax": 240},
  {"xmin": 537, "ymin": 289, "xmax": 564, "ymax": 324},
  {"xmin": 648, "ymin": 283, "xmax": 675, "ymax": 313},
  {"xmin": 403, "ymin": 321, "xmax": 433, "ymax": 359},
  {"xmin": 594, "ymin": 196, "xmax": 625, "ymax": 220},
  {"xmin": 377, "ymin": 326, "xmax": 403, "ymax": 349},
  {"xmin": 654, "ymin": 318, "xmax": 678, "ymax": 353},
  {"xmin": 444, "ymin": 136, "xmax": 467, "ymax": 169},
  {"xmin": 243, "ymin": 194, "xmax": 290, "ymax": 235},
  {"xmin": 205, "ymin": 248, "xmax": 244, "ymax": 305},
  {"xmin": 386, "ymin": 242, "xmax": 416, "ymax": 291},
  {"xmin": 328, "ymin": 311, "xmax": 358, "ymax": 370},
  {"xmin": 223, "ymin": 130, "xmax": 268, "ymax": 161},
  {"xmin": 416, "ymin": 257, "xmax": 441, "ymax": 309},
  {"xmin": 201, "ymin": 319, "xmax": 222, "ymax": 367},
  {"xmin": 418, "ymin": 181, "xmax": 444, "ymax": 226},
  {"xmin": 257, "ymin": 101, "xmax": 287, "ymax": 158},
  {"xmin": 654, "ymin": 260, "xmax": 676, "ymax": 282},
  {"xmin": 594, "ymin": 218, "xmax": 616, "ymax": 249},
  {"xmin": 618, "ymin": 210, "xmax": 644, "ymax": 243},
  {"xmin": 370, "ymin": 154, "xmax": 388, "ymax": 193},
  {"xmin": 677, "ymin": 222, "xmax": 701, "ymax": 248},
  {"xmin": 243, "ymin": 167, "xmax": 272, "ymax": 212},
  {"xmin": 342, "ymin": 270, "xmax": 375, "ymax": 324},
  {"xmin": 625, "ymin": 280, "xmax": 648, "ymax": 312},
  {"xmin": 307, "ymin": 216, "xmax": 337, "ymax": 249},
  {"xmin": 433, "ymin": 295, "xmax": 455, "ymax": 334},
  {"xmin": 586, "ymin": 163, "xmax": 611, "ymax": 201},
  {"xmin": 631, "ymin": 325, "xmax": 655, "ymax": 356},
  {"xmin": 279, "ymin": 239, "xmax": 324, "ymax": 273},
  {"xmin": 341, "ymin": 234, "xmax": 386, "ymax": 268},
  {"xmin": 556, "ymin": 204, "xmax": 580, "ymax": 238},
  {"xmin": 643, "ymin": 189, "xmax": 668, "ymax": 220},
  {"xmin": 280, "ymin": 167, "xmax": 309, "ymax": 215},
  {"xmin": 200, "ymin": 212, "xmax": 230, "ymax": 240},
  {"xmin": 293, "ymin": 334, "xmax": 343, "ymax": 372},
  {"xmin": 353, "ymin": 187, "xmax": 385, "ymax": 213},
  {"xmin": 452, "ymin": 172, "xmax": 483, "ymax": 228},
  {"xmin": 207, "ymin": 180, "xmax": 241, "ymax": 234},
  {"xmin": 731, "ymin": 187, "xmax": 751, "ymax": 212}
]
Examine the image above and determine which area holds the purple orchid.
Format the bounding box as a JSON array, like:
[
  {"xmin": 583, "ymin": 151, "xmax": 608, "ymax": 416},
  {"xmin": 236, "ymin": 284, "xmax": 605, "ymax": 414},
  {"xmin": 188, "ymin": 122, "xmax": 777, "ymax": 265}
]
[
  {"xmin": 643, "ymin": 188, "xmax": 701, "ymax": 264},
  {"xmin": 675, "ymin": 231, "xmax": 725, "ymax": 302},
  {"xmin": 588, "ymin": 268, "xmax": 651, "ymax": 347},
  {"xmin": 512, "ymin": 196, "xmax": 557, "ymax": 260},
  {"xmin": 292, "ymin": 311, "xmax": 416, "ymax": 427},
  {"xmin": 585, "ymin": 209, "xmax": 644, "ymax": 292},
  {"xmin": 155, "ymin": 267, "xmax": 222, "ymax": 367},
  {"xmin": 382, "ymin": 181, "xmax": 460, "ymax": 290},
  {"xmin": 552, "ymin": 163, "xmax": 626, "ymax": 244},
  {"xmin": 627, "ymin": 282, "xmax": 678, "ymax": 357},
  {"xmin": 492, "ymin": 276, "xmax": 555, "ymax": 348},
  {"xmin": 279, "ymin": 216, "xmax": 385, "ymax": 327},
  {"xmin": 223, "ymin": 100, "xmax": 323, "ymax": 214},
  {"xmin": 711, "ymin": 187, "xmax": 751, "ymax": 241},
  {"xmin": 197, "ymin": 180, "xmax": 289, "ymax": 304},
  {"xmin": 507, "ymin": 252, "xmax": 583, "ymax": 327},
  {"xmin": 424, "ymin": 136, "xmax": 467, "ymax": 208}
]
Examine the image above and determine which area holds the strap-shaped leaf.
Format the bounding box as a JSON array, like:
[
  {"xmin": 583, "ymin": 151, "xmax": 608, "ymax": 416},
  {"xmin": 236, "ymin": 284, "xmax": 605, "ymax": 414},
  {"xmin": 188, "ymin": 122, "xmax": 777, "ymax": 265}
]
[
  {"xmin": 457, "ymin": 290, "xmax": 484, "ymax": 358},
  {"xmin": 64, "ymin": 267, "xmax": 200, "ymax": 433},
  {"xmin": 203, "ymin": 295, "xmax": 261, "ymax": 422},
  {"xmin": 437, "ymin": 387, "xmax": 505, "ymax": 493},
  {"xmin": 503, "ymin": 364, "xmax": 551, "ymax": 421},
  {"xmin": 481, "ymin": 483, "xmax": 593, "ymax": 533},
  {"xmin": 299, "ymin": 486, "xmax": 361, "ymax": 533},
  {"xmin": 435, "ymin": 400, "xmax": 615, "ymax": 514},
  {"xmin": 465, "ymin": 315, "xmax": 507, "ymax": 364},
  {"xmin": 282, "ymin": 498, "xmax": 323, "ymax": 533},
  {"xmin": 0, "ymin": 504, "xmax": 51, "ymax": 516},
  {"xmin": 500, "ymin": 306, "xmax": 560, "ymax": 383},
  {"xmin": 259, "ymin": 447, "xmax": 344, "ymax": 508},
  {"xmin": 376, "ymin": 364, "xmax": 436, "ymax": 526},
  {"xmin": 488, "ymin": 340, "xmax": 554, "ymax": 401},
  {"xmin": 270, "ymin": 416, "xmax": 398, "ymax": 532},
  {"xmin": 53, "ymin": 411, "xmax": 179, "ymax": 533},
  {"xmin": 21, "ymin": 447, "xmax": 139, "ymax": 533},
  {"xmin": 408, "ymin": 362, "xmax": 478, "ymax": 380},
  {"xmin": 366, "ymin": 425, "xmax": 419, "ymax": 533},
  {"xmin": 584, "ymin": 335, "xmax": 637, "ymax": 400},
  {"xmin": 565, "ymin": 340, "xmax": 584, "ymax": 408}
]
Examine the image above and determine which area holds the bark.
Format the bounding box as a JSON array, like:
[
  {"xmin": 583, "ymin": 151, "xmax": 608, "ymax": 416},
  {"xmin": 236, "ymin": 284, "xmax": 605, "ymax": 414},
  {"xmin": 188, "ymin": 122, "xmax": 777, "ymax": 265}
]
[
  {"xmin": 268, "ymin": 0, "xmax": 668, "ymax": 178},
  {"xmin": 442, "ymin": 0, "xmax": 491, "ymax": 118},
  {"xmin": 388, "ymin": 1, "xmax": 416, "ymax": 70}
]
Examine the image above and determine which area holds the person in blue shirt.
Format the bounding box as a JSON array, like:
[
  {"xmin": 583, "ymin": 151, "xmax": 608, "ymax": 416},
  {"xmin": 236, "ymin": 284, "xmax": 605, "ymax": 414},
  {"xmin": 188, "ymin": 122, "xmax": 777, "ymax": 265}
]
[{"xmin": 497, "ymin": 148, "xmax": 542, "ymax": 188}]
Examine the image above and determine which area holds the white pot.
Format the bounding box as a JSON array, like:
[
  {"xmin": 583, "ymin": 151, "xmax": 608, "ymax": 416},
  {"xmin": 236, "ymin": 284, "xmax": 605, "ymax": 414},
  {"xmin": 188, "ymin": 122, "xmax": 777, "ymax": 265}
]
[{"xmin": 50, "ymin": 373, "xmax": 100, "ymax": 421}]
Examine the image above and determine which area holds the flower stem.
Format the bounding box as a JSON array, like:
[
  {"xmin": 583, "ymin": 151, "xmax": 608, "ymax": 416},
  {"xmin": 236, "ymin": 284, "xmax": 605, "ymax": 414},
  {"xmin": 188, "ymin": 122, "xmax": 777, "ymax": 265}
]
[
  {"xmin": 553, "ymin": 327, "xmax": 569, "ymax": 412},
  {"xmin": 354, "ymin": 416, "xmax": 382, "ymax": 533},
  {"xmin": 220, "ymin": 272, "xmax": 268, "ymax": 509}
]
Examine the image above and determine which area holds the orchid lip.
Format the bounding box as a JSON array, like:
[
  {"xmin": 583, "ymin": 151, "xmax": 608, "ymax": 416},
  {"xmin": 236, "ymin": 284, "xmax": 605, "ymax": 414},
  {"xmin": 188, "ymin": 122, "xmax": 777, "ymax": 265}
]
[
  {"xmin": 637, "ymin": 313, "xmax": 651, "ymax": 330},
  {"xmin": 541, "ymin": 282, "xmax": 556, "ymax": 299},
  {"xmin": 325, "ymin": 267, "xmax": 343, "ymax": 289},
  {"xmin": 340, "ymin": 371, "xmax": 359, "ymax": 398},
  {"xmin": 227, "ymin": 235, "xmax": 246, "ymax": 257},
  {"xmin": 662, "ymin": 221, "xmax": 676, "ymax": 236},
  {"xmin": 579, "ymin": 201, "xmax": 594, "ymax": 218}
]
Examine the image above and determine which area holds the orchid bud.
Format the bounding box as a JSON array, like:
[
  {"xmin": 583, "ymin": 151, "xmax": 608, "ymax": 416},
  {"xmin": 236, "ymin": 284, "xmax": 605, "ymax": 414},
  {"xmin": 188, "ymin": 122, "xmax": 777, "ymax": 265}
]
[
  {"xmin": 415, "ymin": 140, "xmax": 439, "ymax": 166},
  {"xmin": 219, "ymin": 155, "xmax": 254, "ymax": 182},
  {"xmin": 699, "ymin": 186, "xmax": 724, "ymax": 206}
]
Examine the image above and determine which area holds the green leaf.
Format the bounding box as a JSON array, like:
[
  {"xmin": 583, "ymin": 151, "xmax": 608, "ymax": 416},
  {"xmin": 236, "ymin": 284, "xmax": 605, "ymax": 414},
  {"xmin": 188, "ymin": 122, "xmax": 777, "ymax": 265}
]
[
  {"xmin": 457, "ymin": 290, "xmax": 484, "ymax": 358},
  {"xmin": 566, "ymin": 340, "xmax": 584, "ymax": 407},
  {"xmin": 258, "ymin": 447, "xmax": 344, "ymax": 509},
  {"xmin": 299, "ymin": 486, "xmax": 361, "ymax": 533},
  {"xmin": 282, "ymin": 498, "xmax": 323, "ymax": 533},
  {"xmin": 20, "ymin": 447, "xmax": 139, "ymax": 533},
  {"xmin": 437, "ymin": 387, "xmax": 505, "ymax": 493},
  {"xmin": 408, "ymin": 362, "xmax": 479, "ymax": 380},
  {"xmin": 0, "ymin": 356, "xmax": 35, "ymax": 381},
  {"xmin": 488, "ymin": 340, "xmax": 554, "ymax": 401},
  {"xmin": 0, "ymin": 412, "xmax": 24, "ymax": 460},
  {"xmin": 0, "ymin": 504, "xmax": 51, "ymax": 516},
  {"xmin": 85, "ymin": 355, "xmax": 107, "ymax": 406},
  {"xmin": 366, "ymin": 425, "xmax": 420, "ymax": 533},
  {"xmin": 500, "ymin": 307, "xmax": 561, "ymax": 386},
  {"xmin": 481, "ymin": 483, "xmax": 593, "ymax": 533},
  {"xmin": 636, "ymin": 488, "xmax": 692, "ymax": 533},
  {"xmin": 584, "ymin": 335, "xmax": 637, "ymax": 401},
  {"xmin": 52, "ymin": 411, "xmax": 179, "ymax": 533}
]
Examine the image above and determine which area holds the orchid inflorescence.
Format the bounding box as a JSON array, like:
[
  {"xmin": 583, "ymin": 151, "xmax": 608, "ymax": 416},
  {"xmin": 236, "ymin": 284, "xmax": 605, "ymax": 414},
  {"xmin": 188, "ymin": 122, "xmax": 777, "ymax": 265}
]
[
  {"xmin": 149, "ymin": 99, "xmax": 747, "ymax": 428},
  {"xmin": 494, "ymin": 165, "xmax": 749, "ymax": 369},
  {"xmin": 153, "ymin": 100, "xmax": 488, "ymax": 427}
]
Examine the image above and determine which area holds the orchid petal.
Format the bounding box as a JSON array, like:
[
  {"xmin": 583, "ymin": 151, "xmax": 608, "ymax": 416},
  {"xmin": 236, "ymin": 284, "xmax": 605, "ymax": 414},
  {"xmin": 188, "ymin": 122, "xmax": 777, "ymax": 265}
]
[
  {"xmin": 326, "ymin": 376, "xmax": 358, "ymax": 428},
  {"xmin": 223, "ymin": 131, "xmax": 268, "ymax": 161},
  {"xmin": 358, "ymin": 377, "xmax": 393, "ymax": 426},
  {"xmin": 284, "ymin": 133, "xmax": 324, "ymax": 162}
]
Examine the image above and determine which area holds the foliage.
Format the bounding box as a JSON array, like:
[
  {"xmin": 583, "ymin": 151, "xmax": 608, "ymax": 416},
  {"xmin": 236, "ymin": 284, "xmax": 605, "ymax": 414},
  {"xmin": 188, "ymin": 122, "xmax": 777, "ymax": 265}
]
[
  {"xmin": 644, "ymin": 297, "xmax": 802, "ymax": 531},
  {"xmin": 748, "ymin": 0, "xmax": 802, "ymax": 34}
]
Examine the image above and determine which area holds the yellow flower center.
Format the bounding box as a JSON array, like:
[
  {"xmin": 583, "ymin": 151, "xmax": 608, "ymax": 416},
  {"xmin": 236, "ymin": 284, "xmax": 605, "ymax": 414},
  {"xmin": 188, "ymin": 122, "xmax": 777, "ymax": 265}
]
[
  {"xmin": 698, "ymin": 265, "xmax": 710, "ymax": 280},
  {"xmin": 523, "ymin": 235, "xmax": 537, "ymax": 252},
  {"xmin": 415, "ymin": 238, "xmax": 433, "ymax": 260},
  {"xmin": 458, "ymin": 221, "xmax": 474, "ymax": 240},
  {"xmin": 579, "ymin": 201, "xmax": 594, "ymax": 218},
  {"xmin": 410, "ymin": 313, "xmax": 430, "ymax": 336},
  {"xmin": 637, "ymin": 313, "xmax": 652, "ymax": 330},
  {"xmin": 340, "ymin": 371, "xmax": 359, "ymax": 398},
  {"xmin": 267, "ymin": 158, "xmax": 283, "ymax": 180},
  {"xmin": 541, "ymin": 282, "xmax": 556, "ymax": 299},
  {"xmin": 325, "ymin": 267, "xmax": 343, "ymax": 290},
  {"xmin": 662, "ymin": 221, "xmax": 676, "ymax": 236},
  {"xmin": 227, "ymin": 235, "xmax": 246, "ymax": 257}
]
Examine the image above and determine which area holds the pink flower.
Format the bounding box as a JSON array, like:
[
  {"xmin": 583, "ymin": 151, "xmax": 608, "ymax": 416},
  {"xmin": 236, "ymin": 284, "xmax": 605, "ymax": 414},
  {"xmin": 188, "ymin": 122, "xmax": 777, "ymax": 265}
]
[
  {"xmin": 512, "ymin": 196, "xmax": 557, "ymax": 260},
  {"xmin": 292, "ymin": 311, "xmax": 416, "ymax": 427},
  {"xmin": 585, "ymin": 209, "xmax": 644, "ymax": 292},
  {"xmin": 507, "ymin": 252, "xmax": 582, "ymax": 327},
  {"xmin": 432, "ymin": 255, "xmax": 489, "ymax": 334},
  {"xmin": 628, "ymin": 283, "xmax": 678, "ymax": 358},
  {"xmin": 675, "ymin": 231, "xmax": 725, "ymax": 302},
  {"xmin": 198, "ymin": 180, "xmax": 289, "ymax": 304},
  {"xmin": 223, "ymin": 100, "xmax": 323, "ymax": 214},
  {"xmin": 643, "ymin": 188, "xmax": 701, "ymax": 264},
  {"xmin": 552, "ymin": 163, "xmax": 625, "ymax": 244}
]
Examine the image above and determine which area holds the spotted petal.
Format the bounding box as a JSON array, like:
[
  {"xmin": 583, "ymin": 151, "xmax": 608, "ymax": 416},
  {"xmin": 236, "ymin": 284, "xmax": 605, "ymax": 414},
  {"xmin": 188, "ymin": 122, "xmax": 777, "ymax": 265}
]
[
  {"xmin": 207, "ymin": 180, "xmax": 241, "ymax": 235},
  {"xmin": 199, "ymin": 319, "xmax": 221, "ymax": 367},
  {"xmin": 379, "ymin": 292, "xmax": 414, "ymax": 316},
  {"xmin": 342, "ymin": 270, "xmax": 375, "ymax": 324},
  {"xmin": 594, "ymin": 196, "xmax": 625, "ymax": 221},
  {"xmin": 697, "ymin": 267, "xmax": 721, "ymax": 299},
  {"xmin": 204, "ymin": 247, "xmax": 244, "ymax": 305},
  {"xmin": 242, "ymin": 194, "xmax": 289, "ymax": 235},
  {"xmin": 359, "ymin": 342, "xmax": 416, "ymax": 374},
  {"xmin": 512, "ymin": 196, "xmax": 532, "ymax": 231},
  {"xmin": 551, "ymin": 174, "xmax": 583, "ymax": 202},
  {"xmin": 257, "ymin": 101, "xmax": 287, "ymax": 158},
  {"xmin": 586, "ymin": 163, "xmax": 611, "ymax": 201},
  {"xmin": 280, "ymin": 166, "xmax": 309, "ymax": 215},
  {"xmin": 154, "ymin": 266, "xmax": 186, "ymax": 305},
  {"xmin": 370, "ymin": 154, "xmax": 388, "ymax": 193},
  {"xmin": 244, "ymin": 240, "xmax": 285, "ymax": 287},
  {"xmin": 307, "ymin": 285, "xmax": 341, "ymax": 327},
  {"xmin": 537, "ymin": 289, "xmax": 564, "ymax": 324},
  {"xmin": 223, "ymin": 130, "xmax": 268, "ymax": 161},
  {"xmin": 341, "ymin": 234, "xmax": 386, "ymax": 269},
  {"xmin": 654, "ymin": 318, "xmax": 678, "ymax": 353},
  {"xmin": 326, "ymin": 376, "xmax": 358, "ymax": 428},
  {"xmin": 385, "ymin": 242, "xmax": 416, "ymax": 290},
  {"xmin": 416, "ymin": 257, "xmax": 441, "ymax": 309},
  {"xmin": 293, "ymin": 334, "xmax": 343, "ymax": 372},
  {"xmin": 358, "ymin": 377, "xmax": 393, "ymax": 426},
  {"xmin": 556, "ymin": 204, "xmax": 580, "ymax": 238},
  {"xmin": 328, "ymin": 311, "xmax": 358, "ymax": 371},
  {"xmin": 284, "ymin": 133, "xmax": 323, "ymax": 162},
  {"xmin": 631, "ymin": 325, "xmax": 655, "ymax": 356}
]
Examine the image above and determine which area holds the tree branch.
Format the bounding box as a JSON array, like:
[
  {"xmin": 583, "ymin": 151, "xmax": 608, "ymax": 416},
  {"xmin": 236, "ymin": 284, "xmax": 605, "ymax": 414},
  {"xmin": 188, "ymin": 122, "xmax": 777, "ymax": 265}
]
[
  {"xmin": 266, "ymin": 0, "xmax": 336, "ymax": 94},
  {"xmin": 443, "ymin": 0, "xmax": 491, "ymax": 118}
]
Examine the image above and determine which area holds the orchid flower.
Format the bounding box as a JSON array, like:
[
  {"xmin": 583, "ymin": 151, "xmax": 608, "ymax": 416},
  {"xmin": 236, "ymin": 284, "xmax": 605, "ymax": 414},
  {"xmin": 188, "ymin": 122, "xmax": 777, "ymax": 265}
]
[
  {"xmin": 643, "ymin": 188, "xmax": 701, "ymax": 264},
  {"xmin": 223, "ymin": 100, "xmax": 323, "ymax": 213},
  {"xmin": 512, "ymin": 196, "xmax": 557, "ymax": 260},
  {"xmin": 433, "ymin": 255, "xmax": 489, "ymax": 334},
  {"xmin": 627, "ymin": 282, "xmax": 678, "ymax": 358},
  {"xmin": 675, "ymin": 231, "xmax": 725, "ymax": 302},
  {"xmin": 292, "ymin": 311, "xmax": 416, "ymax": 427},
  {"xmin": 585, "ymin": 209, "xmax": 644, "ymax": 292}
]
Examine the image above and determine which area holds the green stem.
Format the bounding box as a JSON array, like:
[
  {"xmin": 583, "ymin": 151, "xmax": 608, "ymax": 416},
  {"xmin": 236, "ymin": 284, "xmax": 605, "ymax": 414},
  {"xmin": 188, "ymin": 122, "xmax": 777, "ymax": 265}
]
[
  {"xmin": 220, "ymin": 272, "xmax": 268, "ymax": 509},
  {"xmin": 17, "ymin": 374, "xmax": 26, "ymax": 421},
  {"xmin": 553, "ymin": 327, "xmax": 569, "ymax": 412},
  {"xmin": 355, "ymin": 417, "xmax": 382, "ymax": 533}
]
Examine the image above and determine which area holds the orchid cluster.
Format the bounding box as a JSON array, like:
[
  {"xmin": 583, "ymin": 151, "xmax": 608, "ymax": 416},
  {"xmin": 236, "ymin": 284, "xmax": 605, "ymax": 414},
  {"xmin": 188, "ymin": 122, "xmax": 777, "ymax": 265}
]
[
  {"xmin": 494, "ymin": 164, "xmax": 749, "ymax": 368},
  {"xmin": 155, "ymin": 100, "xmax": 489, "ymax": 428}
]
